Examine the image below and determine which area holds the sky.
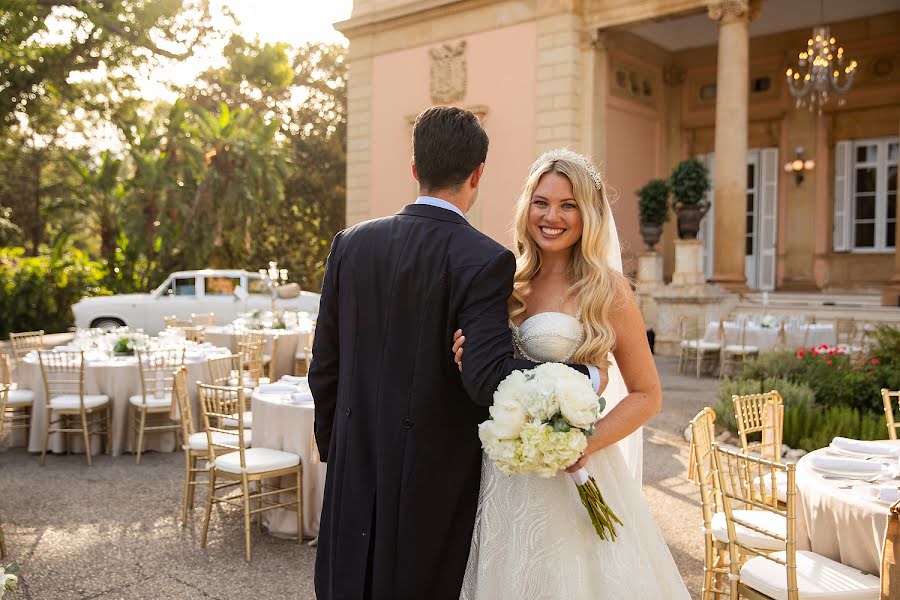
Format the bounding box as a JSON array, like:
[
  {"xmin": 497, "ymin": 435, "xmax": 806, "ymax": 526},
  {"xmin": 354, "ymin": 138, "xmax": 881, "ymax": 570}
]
[{"xmin": 141, "ymin": 0, "xmax": 354, "ymax": 100}]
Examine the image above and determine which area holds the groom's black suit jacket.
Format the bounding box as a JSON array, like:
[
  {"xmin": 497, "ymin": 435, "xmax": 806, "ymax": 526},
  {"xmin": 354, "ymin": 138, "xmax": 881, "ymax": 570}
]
[{"xmin": 310, "ymin": 203, "xmax": 589, "ymax": 600}]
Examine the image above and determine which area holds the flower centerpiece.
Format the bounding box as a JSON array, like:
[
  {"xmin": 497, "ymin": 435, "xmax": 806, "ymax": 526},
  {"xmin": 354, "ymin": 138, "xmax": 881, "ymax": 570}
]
[
  {"xmin": 479, "ymin": 363, "xmax": 622, "ymax": 540},
  {"xmin": 112, "ymin": 332, "xmax": 149, "ymax": 356},
  {"xmin": 760, "ymin": 314, "xmax": 777, "ymax": 329}
]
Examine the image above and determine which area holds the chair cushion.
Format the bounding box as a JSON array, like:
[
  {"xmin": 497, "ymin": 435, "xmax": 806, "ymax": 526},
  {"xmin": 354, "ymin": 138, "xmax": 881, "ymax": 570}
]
[
  {"xmin": 128, "ymin": 394, "xmax": 172, "ymax": 408},
  {"xmin": 222, "ymin": 411, "xmax": 252, "ymax": 428},
  {"xmin": 725, "ymin": 344, "xmax": 760, "ymax": 354},
  {"xmin": 740, "ymin": 550, "xmax": 880, "ymax": 600},
  {"xmin": 187, "ymin": 430, "xmax": 252, "ymax": 451},
  {"xmin": 49, "ymin": 394, "xmax": 109, "ymax": 410},
  {"xmin": 681, "ymin": 339, "xmax": 721, "ymax": 350},
  {"xmin": 7, "ymin": 388, "xmax": 34, "ymax": 405},
  {"xmin": 212, "ymin": 447, "xmax": 299, "ymax": 474},
  {"xmin": 711, "ymin": 510, "xmax": 785, "ymax": 551},
  {"xmin": 753, "ymin": 472, "xmax": 789, "ymax": 503}
]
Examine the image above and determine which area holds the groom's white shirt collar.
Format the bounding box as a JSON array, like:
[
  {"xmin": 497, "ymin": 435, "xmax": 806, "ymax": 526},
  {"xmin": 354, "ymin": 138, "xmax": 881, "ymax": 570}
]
[
  {"xmin": 415, "ymin": 195, "xmax": 466, "ymax": 220},
  {"xmin": 417, "ymin": 195, "xmax": 601, "ymax": 393}
]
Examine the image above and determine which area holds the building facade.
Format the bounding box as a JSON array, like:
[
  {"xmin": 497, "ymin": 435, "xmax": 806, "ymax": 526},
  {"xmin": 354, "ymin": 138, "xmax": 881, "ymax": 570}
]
[{"xmin": 336, "ymin": 0, "xmax": 900, "ymax": 305}]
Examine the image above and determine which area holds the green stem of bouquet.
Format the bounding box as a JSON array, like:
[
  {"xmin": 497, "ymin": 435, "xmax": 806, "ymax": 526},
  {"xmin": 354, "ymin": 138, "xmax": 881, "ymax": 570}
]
[{"xmin": 577, "ymin": 475, "xmax": 623, "ymax": 541}]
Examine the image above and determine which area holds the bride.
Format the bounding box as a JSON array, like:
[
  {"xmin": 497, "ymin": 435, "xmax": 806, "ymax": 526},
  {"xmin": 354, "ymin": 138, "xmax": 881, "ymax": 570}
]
[{"xmin": 452, "ymin": 149, "xmax": 690, "ymax": 599}]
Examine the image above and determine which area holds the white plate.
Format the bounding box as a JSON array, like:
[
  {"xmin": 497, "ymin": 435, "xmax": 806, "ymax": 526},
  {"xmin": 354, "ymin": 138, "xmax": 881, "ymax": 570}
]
[
  {"xmin": 829, "ymin": 441, "xmax": 899, "ymax": 459},
  {"xmin": 811, "ymin": 465, "xmax": 887, "ymax": 479}
]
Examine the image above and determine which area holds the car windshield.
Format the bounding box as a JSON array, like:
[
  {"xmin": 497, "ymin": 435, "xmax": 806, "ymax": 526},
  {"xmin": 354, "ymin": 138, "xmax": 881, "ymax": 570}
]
[{"xmin": 155, "ymin": 276, "xmax": 197, "ymax": 297}]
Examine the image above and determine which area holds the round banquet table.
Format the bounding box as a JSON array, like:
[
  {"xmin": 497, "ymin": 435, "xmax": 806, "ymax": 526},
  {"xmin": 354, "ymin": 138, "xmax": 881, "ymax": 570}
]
[
  {"xmin": 251, "ymin": 388, "xmax": 327, "ymax": 539},
  {"xmin": 204, "ymin": 326, "xmax": 313, "ymax": 379},
  {"xmin": 795, "ymin": 441, "xmax": 900, "ymax": 576},
  {"xmin": 18, "ymin": 353, "xmax": 215, "ymax": 456},
  {"xmin": 703, "ymin": 321, "xmax": 835, "ymax": 352}
]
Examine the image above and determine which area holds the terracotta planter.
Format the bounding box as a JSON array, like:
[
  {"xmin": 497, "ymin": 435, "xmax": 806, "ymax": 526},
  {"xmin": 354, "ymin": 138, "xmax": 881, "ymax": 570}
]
[
  {"xmin": 675, "ymin": 204, "xmax": 707, "ymax": 239},
  {"xmin": 639, "ymin": 221, "xmax": 662, "ymax": 250}
]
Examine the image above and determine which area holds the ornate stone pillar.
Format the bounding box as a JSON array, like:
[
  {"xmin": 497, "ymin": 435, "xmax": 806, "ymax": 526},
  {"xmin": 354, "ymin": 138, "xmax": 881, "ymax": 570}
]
[
  {"xmin": 882, "ymin": 117, "xmax": 900, "ymax": 306},
  {"xmin": 707, "ymin": 0, "xmax": 754, "ymax": 291}
]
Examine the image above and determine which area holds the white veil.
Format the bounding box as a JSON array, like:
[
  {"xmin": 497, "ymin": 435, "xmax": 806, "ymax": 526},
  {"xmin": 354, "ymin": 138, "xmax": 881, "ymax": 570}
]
[{"xmin": 601, "ymin": 211, "xmax": 643, "ymax": 488}]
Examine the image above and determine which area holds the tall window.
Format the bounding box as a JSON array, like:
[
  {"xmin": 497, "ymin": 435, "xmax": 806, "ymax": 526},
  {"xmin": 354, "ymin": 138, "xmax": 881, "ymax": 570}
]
[{"xmin": 850, "ymin": 137, "xmax": 898, "ymax": 252}]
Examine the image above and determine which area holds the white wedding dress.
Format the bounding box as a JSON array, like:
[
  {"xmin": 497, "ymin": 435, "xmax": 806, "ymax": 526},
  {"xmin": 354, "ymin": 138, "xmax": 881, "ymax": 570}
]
[{"xmin": 459, "ymin": 311, "xmax": 691, "ymax": 600}]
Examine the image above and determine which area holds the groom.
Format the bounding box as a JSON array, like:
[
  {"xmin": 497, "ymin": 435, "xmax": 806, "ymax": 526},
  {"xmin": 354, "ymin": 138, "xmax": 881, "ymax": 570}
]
[{"xmin": 310, "ymin": 106, "xmax": 599, "ymax": 600}]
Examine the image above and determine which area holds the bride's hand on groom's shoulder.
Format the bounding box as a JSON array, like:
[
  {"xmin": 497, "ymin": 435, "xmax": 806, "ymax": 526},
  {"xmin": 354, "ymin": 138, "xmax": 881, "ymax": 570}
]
[{"xmin": 452, "ymin": 329, "xmax": 465, "ymax": 372}]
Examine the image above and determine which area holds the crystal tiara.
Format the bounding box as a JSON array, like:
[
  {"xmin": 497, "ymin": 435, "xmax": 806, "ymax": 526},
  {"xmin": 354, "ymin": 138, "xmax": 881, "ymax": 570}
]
[{"xmin": 529, "ymin": 148, "xmax": 603, "ymax": 191}]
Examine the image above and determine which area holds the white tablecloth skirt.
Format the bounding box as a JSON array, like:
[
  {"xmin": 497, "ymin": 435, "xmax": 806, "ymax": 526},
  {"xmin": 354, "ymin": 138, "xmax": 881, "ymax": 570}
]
[
  {"xmin": 251, "ymin": 392, "xmax": 327, "ymax": 538},
  {"xmin": 18, "ymin": 358, "xmax": 209, "ymax": 456},
  {"xmin": 703, "ymin": 322, "xmax": 836, "ymax": 353}
]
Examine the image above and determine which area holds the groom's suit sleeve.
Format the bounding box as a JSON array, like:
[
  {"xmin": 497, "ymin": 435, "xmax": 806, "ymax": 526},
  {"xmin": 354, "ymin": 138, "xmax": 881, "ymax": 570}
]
[
  {"xmin": 458, "ymin": 249, "xmax": 590, "ymax": 407},
  {"xmin": 309, "ymin": 232, "xmax": 343, "ymax": 463}
]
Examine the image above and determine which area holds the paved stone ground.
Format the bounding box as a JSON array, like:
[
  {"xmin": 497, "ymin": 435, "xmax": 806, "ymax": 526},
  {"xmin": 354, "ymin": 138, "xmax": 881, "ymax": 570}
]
[{"xmin": 0, "ymin": 355, "xmax": 716, "ymax": 599}]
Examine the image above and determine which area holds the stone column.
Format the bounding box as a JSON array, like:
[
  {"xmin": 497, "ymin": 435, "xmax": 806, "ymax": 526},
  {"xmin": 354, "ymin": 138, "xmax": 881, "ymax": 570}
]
[
  {"xmin": 707, "ymin": 0, "xmax": 754, "ymax": 291},
  {"xmin": 883, "ymin": 116, "xmax": 900, "ymax": 306}
]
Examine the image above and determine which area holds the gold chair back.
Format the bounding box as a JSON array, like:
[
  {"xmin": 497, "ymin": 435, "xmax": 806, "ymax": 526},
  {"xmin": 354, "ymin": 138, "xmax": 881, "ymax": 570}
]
[
  {"xmin": 733, "ymin": 390, "xmax": 784, "ymax": 462},
  {"xmin": 208, "ymin": 354, "xmax": 244, "ymax": 386},
  {"xmin": 0, "ymin": 353, "xmax": 10, "ymax": 385},
  {"xmin": 239, "ymin": 341, "xmax": 265, "ymax": 383},
  {"xmin": 883, "ymin": 389, "xmax": 900, "ymax": 441},
  {"xmin": 197, "ymin": 383, "xmax": 248, "ymax": 464},
  {"xmin": 164, "ymin": 315, "xmax": 191, "ymax": 328},
  {"xmin": 267, "ymin": 335, "xmax": 280, "ymax": 380},
  {"xmin": 10, "ymin": 330, "xmax": 45, "ymax": 370},
  {"xmin": 136, "ymin": 349, "xmax": 185, "ymax": 404},
  {"xmin": 172, "ymin": 366, "xmax": 194, "ymax": 439},
  {"xmin": 835, "ymin": 318, "xmax": 856, "ymax": 346},
  {"xmin": 191, "ymin": 312, "xmax": 216, "ymax": 326},
  {"xmin": 713, "ymin": 444, "xmax": 797, "ymax": 600},
  {"xmin": 37, "ymin": 350, "xmax": 85, "ymax": 406},
  {"xmin": 688, "ymin": 408, "xmax": 730, "ymax": 599}
]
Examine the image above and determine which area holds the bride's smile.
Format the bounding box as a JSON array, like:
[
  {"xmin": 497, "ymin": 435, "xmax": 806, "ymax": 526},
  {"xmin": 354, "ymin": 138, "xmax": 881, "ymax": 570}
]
[{"xmin": 527, "ymin": 171, "xmax": 584, "ymax": 253}]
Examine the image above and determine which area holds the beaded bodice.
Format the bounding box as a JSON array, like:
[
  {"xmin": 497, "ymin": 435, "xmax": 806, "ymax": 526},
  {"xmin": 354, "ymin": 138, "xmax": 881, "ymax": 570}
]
[{"xmin": 510, "ymin": 311, "xmax": 585, "ymax": 363}]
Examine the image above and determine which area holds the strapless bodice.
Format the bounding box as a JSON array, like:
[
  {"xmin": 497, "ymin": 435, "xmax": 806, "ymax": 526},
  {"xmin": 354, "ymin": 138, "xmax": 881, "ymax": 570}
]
[{"xmin": 511, "ymin": 311, "xmax": 585, "ymax": 363}]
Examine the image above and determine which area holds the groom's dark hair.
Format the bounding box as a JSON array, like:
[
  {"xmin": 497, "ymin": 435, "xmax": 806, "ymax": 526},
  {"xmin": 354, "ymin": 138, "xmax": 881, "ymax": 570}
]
[{"xmin": 413, "ymin": 106, "xmax": 489, "ymax": 192}]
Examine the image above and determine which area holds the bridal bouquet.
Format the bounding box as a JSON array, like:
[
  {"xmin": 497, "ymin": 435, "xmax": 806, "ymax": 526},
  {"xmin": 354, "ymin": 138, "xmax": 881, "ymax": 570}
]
[{"xmin": 478, "ymin": 363, "xmax": 622, "ymax": 540}]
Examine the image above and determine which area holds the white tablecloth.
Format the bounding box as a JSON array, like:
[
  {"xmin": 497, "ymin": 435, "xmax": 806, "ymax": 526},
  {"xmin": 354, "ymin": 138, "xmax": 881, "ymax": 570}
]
[
  {"xmin": 18, "ymin": 356, "xmax": 212, "ymax": 456},
  {"xmin": 251, "ymin": 388, "xmax": 327, "ymax": 539},
  {"xmin": 703, "ymin": 321, "xmax": 836, "ymax": 352},
  {"xmin": 795, "ymin": 442, "xmax": 900, "ymax": 575},
  {"xmin": 205, "ymin": 326, "xmax": 312, "ymax": 379}
]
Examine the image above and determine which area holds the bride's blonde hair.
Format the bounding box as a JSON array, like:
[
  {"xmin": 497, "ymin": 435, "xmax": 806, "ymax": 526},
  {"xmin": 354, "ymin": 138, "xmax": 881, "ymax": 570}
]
[{"xmin": 509, "ymin": 149, "xmax": 623, "ymax": 369}]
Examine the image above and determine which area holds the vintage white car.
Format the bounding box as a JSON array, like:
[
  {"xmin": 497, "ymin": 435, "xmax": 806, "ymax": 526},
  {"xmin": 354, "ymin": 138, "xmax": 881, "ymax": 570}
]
[{"xmin": 72, "ymin": 269, "xmax": 321, "ymax": 334}]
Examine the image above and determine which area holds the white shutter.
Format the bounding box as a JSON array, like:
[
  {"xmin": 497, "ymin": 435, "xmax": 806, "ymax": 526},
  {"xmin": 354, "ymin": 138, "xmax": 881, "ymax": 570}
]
[
  {"xmin": 696, "ymin": 154, "xmax": 715, "ymax": 280},
  {"xmin": 758, "ymin": 148, "xmax": 778, "ymax": 291},
  {"xmin": 833, "ymin": 140, "xmax": 853, "ymax": 251}
]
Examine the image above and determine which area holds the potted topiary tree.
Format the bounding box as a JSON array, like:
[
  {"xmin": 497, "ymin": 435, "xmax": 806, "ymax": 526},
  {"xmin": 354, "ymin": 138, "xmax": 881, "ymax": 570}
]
[
  {"xmin": 668, "ymin": 157, "xmax": 711, "ymax": 239},
  {"xmin": 636, "ymin": 179, "xmax": 669, "ymax": 250}
]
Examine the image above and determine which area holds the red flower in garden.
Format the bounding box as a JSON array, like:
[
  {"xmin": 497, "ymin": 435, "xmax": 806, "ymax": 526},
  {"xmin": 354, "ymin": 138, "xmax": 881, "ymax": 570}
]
[
  {"xmin": 828, "ymin": 349, "xmax": 837, "ymax": 356},
  {"xmin": 825, "ymin": 359, "xmax": 833, "ymax": 366},
  {"xmin": 870, "ymin": 358, "xmax": 880, "ymax": 365},
  {"xmin": 796, "ymin": 349, "xmax": 806, "ymax": 358}
]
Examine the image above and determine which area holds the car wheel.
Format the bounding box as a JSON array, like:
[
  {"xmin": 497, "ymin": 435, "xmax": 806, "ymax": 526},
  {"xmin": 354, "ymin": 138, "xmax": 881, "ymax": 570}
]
[{"xmin": 90, "ymin": 317, "xmax": 126, "ymax": 330}]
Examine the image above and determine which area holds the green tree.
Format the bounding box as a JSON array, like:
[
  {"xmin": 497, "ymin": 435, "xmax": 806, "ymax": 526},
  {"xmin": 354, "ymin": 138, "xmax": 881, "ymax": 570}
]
[{"xmin": 65, "ymin": 150, "xmax": 126, "ymax": 268}]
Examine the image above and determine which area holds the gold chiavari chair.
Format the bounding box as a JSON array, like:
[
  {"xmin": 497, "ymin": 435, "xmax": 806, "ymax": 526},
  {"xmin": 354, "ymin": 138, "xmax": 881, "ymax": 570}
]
[
  {"xmin": 207, "ymin": 354, "xmax": 253, "ymax": 428},
  {"xmin": 265, "ymin": 335, "xmax": 279, "ymax": 381},
  {"xmin": 689, "ymin": 408, "xmax": 786, "ymax": 600},
  {"xmin": 719, "ymin": 320, "xmax": 760, "ymax": 379},
  {"xmin": 0, "ymin": 354, "xmax": 33, "ymax": 447},
  {"xmin": 37, "ymin": 350, "xmax": 111, "ymax": 466},
  {"xmin": 733, "ymin": 391, "xmax": 785, "ymax": 503},
  {"xmin": 294, "ymin": 346, "xmax": 312, "ymax": 377},
  {"xmin": 173, "ymin": 367, "xmax": 252, "ymax": 526},
  {"xmin": 131, "ymin": 348, "xmax": 184, "ymax": 464},
  {"xmin": 714, "ymin": 444, "xmax": 879, "ymax": 599},
  {"xmin": 883, "ymin": 389, "xmax": 900, "ymax": 441},
  {"xmin": 238, "ymin": 340, "xmax": 265, "ymax": 388},
  {"xmin": 164, "ymin": 315, "xmax": 191, "ymax": 328},
  {"xmin": 198, "ymin": 383, "xmax": 302, "ymax": 561},
  {"xmin": 834, "ymin": 317, "xmax": 856, "ymax": 347},
  {"xmin": 191, "ymin": 312, "xmax": 216, "ymax": 326},
  {"xmin": 677, "ymin": 315, "xmax": 721, "ymax": 378},
  {"xmin": 9, "ymin": 330, "xmax": 44, "ymax": 373}
]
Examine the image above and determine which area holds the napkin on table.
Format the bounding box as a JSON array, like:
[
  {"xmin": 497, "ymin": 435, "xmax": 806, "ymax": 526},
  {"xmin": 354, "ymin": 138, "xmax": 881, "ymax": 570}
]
[
  {"xmin": 807, "ymin": 454, "xmax": 885, "ymax": 475},
  {"xmin": 867, "ymin": 485, "xmax": 900, "ymax": 504},
  {"xmin": 280, "ymin": 374, "xmax": 307, "ymax": 384},
  {"xmin": 830, "ymin": 437, "xmax": 900, "ymax": 457},
  {"xmin": 256, "ymin": 383, "xmax": 297, "ymax": 394}
]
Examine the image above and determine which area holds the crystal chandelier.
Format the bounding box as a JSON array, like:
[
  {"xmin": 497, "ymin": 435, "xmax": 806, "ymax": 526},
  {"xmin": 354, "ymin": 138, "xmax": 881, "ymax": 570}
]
[{"xmin": 785, "ymin": 24, "xmax": 857, "ymax": 113}]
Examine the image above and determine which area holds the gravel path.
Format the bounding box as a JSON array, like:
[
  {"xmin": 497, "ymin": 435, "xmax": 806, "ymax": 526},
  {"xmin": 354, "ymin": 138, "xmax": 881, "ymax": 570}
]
[{"xmin": 0, "ymin": 355, "xmax": 716, "ymax": 599}]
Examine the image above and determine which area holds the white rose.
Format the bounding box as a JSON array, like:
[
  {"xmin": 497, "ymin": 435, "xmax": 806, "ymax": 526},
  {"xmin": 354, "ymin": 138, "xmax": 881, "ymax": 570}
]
[
  {"xmin": 557, "ymin": 378, "xmax": 601, "ymax": 430},
  {"xmin": 488, "ymin": 395, "xmax": 528, "ymax": 439}
]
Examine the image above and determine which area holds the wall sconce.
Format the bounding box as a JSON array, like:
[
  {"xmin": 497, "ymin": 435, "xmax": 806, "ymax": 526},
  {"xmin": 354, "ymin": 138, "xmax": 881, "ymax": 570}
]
[{"xmin": 783, "ymin": 146, "xmax": 815, "ymax": 185}]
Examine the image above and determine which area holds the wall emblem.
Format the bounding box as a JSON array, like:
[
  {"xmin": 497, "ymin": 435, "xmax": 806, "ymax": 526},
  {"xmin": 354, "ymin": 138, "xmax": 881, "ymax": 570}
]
[{"xmin": 430, "ymin": 41, "xmax": 467, "ymax": 104}]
